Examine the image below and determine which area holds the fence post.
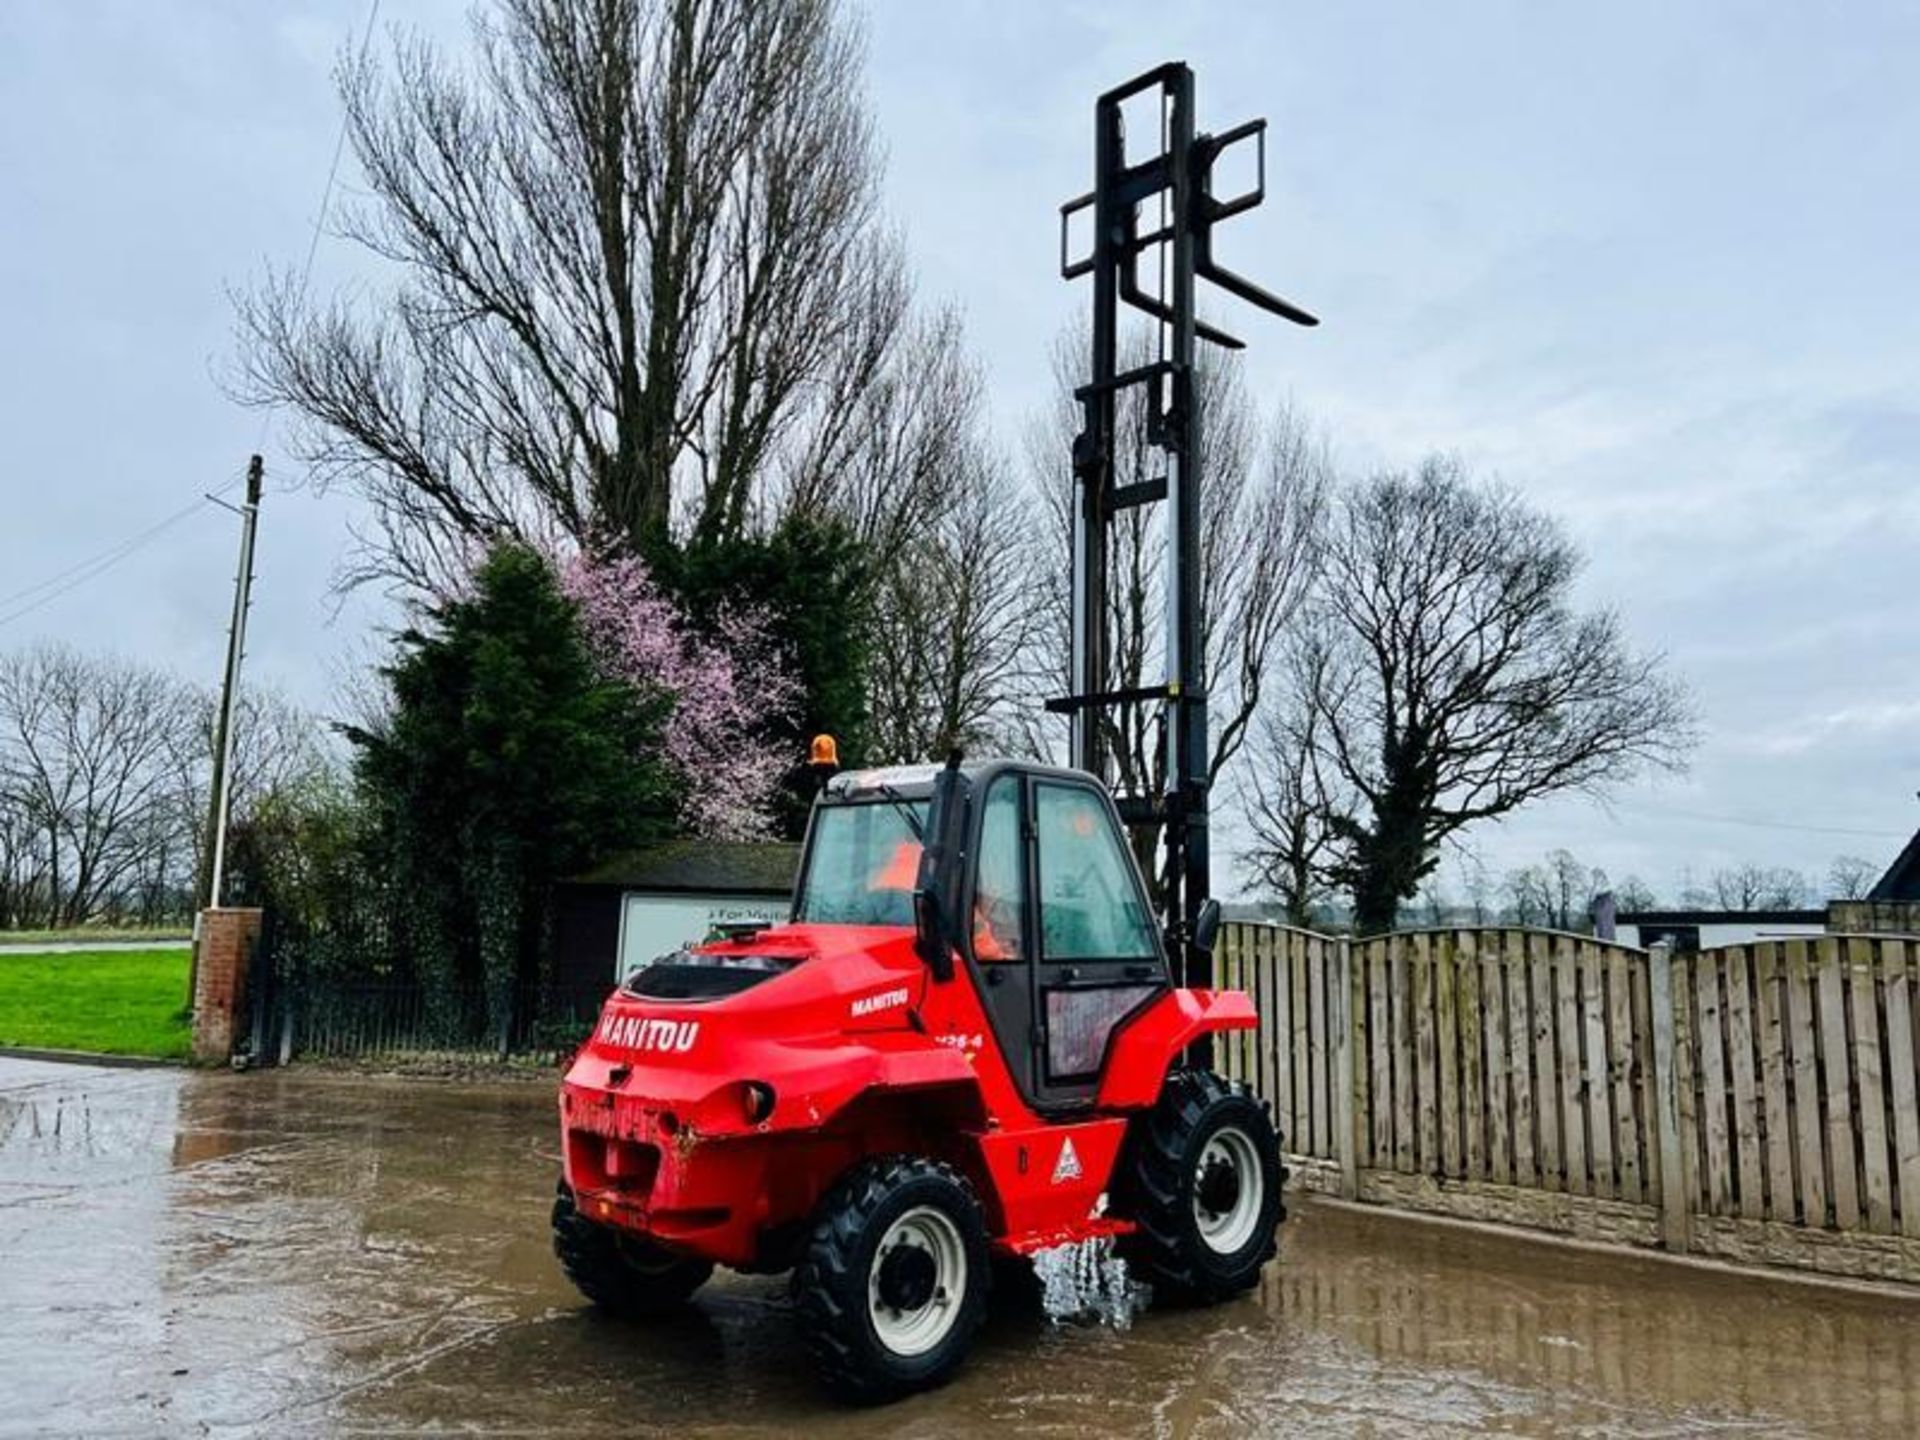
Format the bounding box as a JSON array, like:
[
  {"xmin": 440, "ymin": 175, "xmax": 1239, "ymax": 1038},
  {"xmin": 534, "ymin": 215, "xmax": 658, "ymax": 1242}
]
[
  {"xmin": 1648, "ymin": 941, "xmax": 1690, "ymax": 1253},
  {"xmin": 1333, "ymin": 935, "xmax": 1359, "ymax": 1199}
]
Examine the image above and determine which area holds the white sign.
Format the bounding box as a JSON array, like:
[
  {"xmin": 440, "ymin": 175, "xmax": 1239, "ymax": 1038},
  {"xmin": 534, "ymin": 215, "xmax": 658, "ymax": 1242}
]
[{"xmin": 617, "ymin": 891, "xmax": 789, "ymax": 981}]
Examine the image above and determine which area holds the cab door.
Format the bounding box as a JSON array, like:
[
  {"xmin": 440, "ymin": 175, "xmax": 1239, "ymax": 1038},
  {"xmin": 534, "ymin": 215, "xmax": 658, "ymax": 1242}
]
[
  {"xmin": 1026, "ymin": 779, "xmax": 1167, "ymax": 1108},
  {"xmin": 964, "ymin": 775, "xmax": 1040, "ymax": 1100}
]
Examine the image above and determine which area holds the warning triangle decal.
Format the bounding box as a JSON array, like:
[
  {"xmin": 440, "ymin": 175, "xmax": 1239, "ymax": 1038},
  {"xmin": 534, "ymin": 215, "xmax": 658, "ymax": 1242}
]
[{"xmin": 1052, "ymin": 1137, "xmax": 1083, "ymax": 1184}]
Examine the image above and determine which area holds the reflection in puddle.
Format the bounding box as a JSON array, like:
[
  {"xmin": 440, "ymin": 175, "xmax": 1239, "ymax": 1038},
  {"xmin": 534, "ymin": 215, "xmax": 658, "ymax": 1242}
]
[{"xmin": 0, "ymin": 1066, "xmax": 181, "ymax": 1182}]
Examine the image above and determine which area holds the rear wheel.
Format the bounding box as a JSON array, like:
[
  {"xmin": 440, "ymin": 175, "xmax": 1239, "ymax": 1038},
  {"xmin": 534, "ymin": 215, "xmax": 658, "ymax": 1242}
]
[
  {"xmin": 792, "ymin": 1156, "xmax": 990, "ymax": 1403},
  {"xmin": 552, "ymin": 1181, "xmax": 712, "ymax": 1317},
  {"xmin": 1115, "ymin": 1070, "xmax": 1284, "ymax": 1302}
]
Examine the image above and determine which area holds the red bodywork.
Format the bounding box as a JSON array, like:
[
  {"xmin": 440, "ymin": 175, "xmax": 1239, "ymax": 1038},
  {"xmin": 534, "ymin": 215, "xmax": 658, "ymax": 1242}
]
[{"xmin": 559, "ymin": 922, "xmax": 1255, "ymax": 1268}]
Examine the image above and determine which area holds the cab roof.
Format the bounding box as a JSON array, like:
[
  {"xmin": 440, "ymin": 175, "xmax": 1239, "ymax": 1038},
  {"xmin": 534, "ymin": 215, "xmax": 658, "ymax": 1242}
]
[{"xmin": 821, "ymin": 757, "xmax": 1102, "ymax": 802}]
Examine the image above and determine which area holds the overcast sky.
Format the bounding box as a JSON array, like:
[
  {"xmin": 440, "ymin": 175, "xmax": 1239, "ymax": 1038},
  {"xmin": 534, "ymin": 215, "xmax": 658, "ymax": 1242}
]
[{"xmin": 2, "ymin": 1, "xmax": 1916, "ymax": 903}]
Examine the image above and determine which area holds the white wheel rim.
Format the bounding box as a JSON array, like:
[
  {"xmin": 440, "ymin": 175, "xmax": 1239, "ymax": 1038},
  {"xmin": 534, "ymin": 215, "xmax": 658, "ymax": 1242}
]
[
  {"xmin": 1192, "ymin": 1125, "xmax": 1264, "ymax": 1255},
  {"xmin": 867, "ymin": 1205, "xmax": 967, "ymax": 1357}
]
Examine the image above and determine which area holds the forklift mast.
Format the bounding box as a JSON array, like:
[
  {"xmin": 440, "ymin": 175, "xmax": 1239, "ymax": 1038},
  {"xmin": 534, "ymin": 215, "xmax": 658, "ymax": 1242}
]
[{"xmin": 1052, "ymin": 63, "xmax": 1316, "ymax": 989}]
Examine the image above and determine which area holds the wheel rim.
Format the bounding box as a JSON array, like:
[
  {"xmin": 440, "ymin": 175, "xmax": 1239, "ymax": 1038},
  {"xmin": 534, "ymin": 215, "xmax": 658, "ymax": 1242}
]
[
  {"xmin": 1192, "ymin": 1124, "xmax": 1264, "ymax": 1255},
  {"xmin": 867, "ymin": 1205, "xmax": 967, "ymax": 1357}
]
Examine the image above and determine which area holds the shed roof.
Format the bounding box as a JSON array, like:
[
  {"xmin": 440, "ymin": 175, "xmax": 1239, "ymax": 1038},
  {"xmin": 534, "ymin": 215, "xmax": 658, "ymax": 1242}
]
[
  {"xmin": 569, "ymin": 840, "xmax": 800, "ymax": 896},
  {"xmin": 1868, "ymin": 828, "xmax": 1920, "ymax": 902},
  {"xmin": 1618, "ymin": 909, "xmax": 1826, "ymax": 927}
]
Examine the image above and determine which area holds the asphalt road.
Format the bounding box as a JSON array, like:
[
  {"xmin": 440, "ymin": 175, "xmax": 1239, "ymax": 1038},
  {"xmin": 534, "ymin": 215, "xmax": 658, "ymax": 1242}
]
[{"xmin": 4, "ymin": 1056, "xmax": 1918, "ymax": 1437}]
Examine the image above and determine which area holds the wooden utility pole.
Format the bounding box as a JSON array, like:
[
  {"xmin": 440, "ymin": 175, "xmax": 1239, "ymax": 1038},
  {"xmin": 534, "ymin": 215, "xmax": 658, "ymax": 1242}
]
[{"xmin": 189, "ymin": 456, "xmax": 263, "ymax": 1002}]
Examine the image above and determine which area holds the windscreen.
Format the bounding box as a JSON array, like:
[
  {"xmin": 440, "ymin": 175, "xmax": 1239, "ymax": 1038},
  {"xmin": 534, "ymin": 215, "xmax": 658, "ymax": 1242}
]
[{"xmin": 794, "ymin": 799, "xmax": 930, "ymax": 926}]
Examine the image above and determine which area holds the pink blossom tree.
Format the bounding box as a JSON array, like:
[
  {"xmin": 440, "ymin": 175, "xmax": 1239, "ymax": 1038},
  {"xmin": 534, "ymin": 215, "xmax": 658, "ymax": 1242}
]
[{"xmin": 561, "ymin": 552, "xmax": 798, "ymax": 840}]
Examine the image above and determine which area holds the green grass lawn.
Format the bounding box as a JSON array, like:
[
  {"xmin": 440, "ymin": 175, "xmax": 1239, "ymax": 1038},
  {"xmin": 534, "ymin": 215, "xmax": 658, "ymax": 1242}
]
[{"xmin": 0, "ymin": 949, "xmax": 192, "ymax": 1059}]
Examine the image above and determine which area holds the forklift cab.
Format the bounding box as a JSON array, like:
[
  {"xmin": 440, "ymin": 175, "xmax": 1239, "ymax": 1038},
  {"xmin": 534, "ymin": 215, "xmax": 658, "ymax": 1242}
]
[{"xmin": 794, "ymin": 757, "xmax": 1173, "ymax": 1110}]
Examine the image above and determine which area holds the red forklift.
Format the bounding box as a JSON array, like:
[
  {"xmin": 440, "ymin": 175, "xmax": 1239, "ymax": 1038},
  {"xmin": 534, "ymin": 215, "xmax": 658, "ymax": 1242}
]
[{"xmin": 554, "ymin": 62, "xmax": 1316, "ymax": 1401}]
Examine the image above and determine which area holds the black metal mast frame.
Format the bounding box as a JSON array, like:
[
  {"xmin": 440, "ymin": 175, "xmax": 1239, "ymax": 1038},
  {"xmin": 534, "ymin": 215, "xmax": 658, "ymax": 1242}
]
[{"xmin": 1052, "ymin": 62, "xmax": 1316, "ymax": 987}]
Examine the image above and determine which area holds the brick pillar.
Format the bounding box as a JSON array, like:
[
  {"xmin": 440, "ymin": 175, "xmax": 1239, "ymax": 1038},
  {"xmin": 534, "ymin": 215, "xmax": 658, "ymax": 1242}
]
[{"xmin": 192, "ymin": 907, "xmax": 264, "ymax": 1064}]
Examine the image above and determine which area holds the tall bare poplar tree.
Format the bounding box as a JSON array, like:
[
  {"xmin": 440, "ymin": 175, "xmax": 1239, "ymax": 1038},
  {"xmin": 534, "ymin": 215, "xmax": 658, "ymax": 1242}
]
[{"xmin": 238, "ymin": 0, "xmax": 944, "ymax": 591}]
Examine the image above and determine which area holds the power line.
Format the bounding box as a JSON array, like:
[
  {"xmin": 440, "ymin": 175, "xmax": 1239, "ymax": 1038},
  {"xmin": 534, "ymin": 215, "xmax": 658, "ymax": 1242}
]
[
  {"xmin": 0, "ymin": 472, "xmax": 248, "ymax": 631},
  {"xmin": 1605, "ymin": 799, "xmax": 1909, "ymax": 843},
  {"xmin": 256, "ymin": 0, "xmax": 381, "ymax": 462},
  {"xmin": 299, "ymin": 0, "xmax": 380, "ymax": 298}
]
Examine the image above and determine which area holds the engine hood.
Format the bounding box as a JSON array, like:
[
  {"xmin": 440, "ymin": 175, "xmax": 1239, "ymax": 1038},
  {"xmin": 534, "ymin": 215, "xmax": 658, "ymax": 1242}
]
[{"xmin": 562, "ymin": 923, "xmax": 963, "ymax": 1136}]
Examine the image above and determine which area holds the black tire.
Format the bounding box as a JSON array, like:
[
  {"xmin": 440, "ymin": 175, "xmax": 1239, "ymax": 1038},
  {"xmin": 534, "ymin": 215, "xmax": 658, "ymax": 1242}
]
[
  {"xmin": 792, "ymin": 1156, "xmax": 991, "ymax": 1403},
  {"xmin": 552, "ymin": 1181, "xmax": 713, "ymax": 1317},
  {"xmin": 1115, "ymin": 1070, "xmax": 1285, "ymax": 1303}
]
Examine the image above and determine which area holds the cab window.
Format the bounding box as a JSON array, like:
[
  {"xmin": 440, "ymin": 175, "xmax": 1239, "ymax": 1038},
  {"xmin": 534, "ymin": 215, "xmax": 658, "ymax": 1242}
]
[
  {"xmin": 1034, "ymin": 783, "xmax": 1156, "ymax": 961},
  {"xmin": 794, "ymin": 799, "xmax": 928, "ymax": 926},
  {"xmin": 970, "ymin": 777, "xmax": 1025, "ymax": 961}
]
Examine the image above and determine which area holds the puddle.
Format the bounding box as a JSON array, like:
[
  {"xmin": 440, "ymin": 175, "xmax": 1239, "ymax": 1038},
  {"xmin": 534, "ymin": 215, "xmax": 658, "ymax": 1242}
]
[{"xmin": 5, "ymin": 1054, "xmax": 1920, "ymax": 1437}]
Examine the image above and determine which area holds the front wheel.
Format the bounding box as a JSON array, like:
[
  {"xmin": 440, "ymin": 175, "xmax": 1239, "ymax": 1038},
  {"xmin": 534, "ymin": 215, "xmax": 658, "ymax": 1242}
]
[
  {"xmin": 552, "ymin": 1181, "xmax": 713, "ymax": 1317},
  {"xmin": 791, "ymin": 1156, "xmax": 991, "ymax": 1403},
  {"xmin": 1115, "ymin": 1070, "xmax": 1285, "ymax": 1303}
]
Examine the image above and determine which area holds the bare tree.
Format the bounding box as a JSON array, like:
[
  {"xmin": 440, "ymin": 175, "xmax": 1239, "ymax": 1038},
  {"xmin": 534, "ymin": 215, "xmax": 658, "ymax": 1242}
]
[
  {"xmin": 781, "ymin": 305, "xmax": 983, "ymax": 567},
  {"xmin": 1504, "ymin": 866, "xmax": 1546, "ymax": 927},
  {"xmin": 1703, "ymin": 863, "xmax": 1809, "ymax": 910},
  {"xmin": 1557, "ymin": 849, "xmax": 1610, "ymax": 929},
  {"xmin": 1504, "ymin": 848, "xmax": 1607, "ymax": 931},
  {"xmin": 1026, "ymin": 327, "xmax": 1331, "ymax": 889},
  {"xmin": 1827, "ymin": 853, "xmax": 1880, "ymax": 901},
  {"xmin": 1455, "ymin": 849, "xmax": 1496, "ymax": 925},
  {"xmin": 1237, "ymin": 632, "xmax": 1344, "ymax": 926},
  {"xmin": 1417, "ymin": 875, "xmax": 1454, "ymax": 928},
  {"xmin": 0, "ymin": 648, "xmax": 193, "ymax": 926},
  {"xmin": 1310, "ymin": 458, "xmax": 1694, "ymax": 933},
  {"xmin": 865, "ymin": 459, "xmax": 1044, "ymax": 764},
  {"xmin": 237, "ymin": 0, "xmax": 934, "ymax": 592},
  {"xmin": 1613, "ymin": 873, "xmax": 1658, "ymax": 913},
  {"xmin": 0, "ymin": 778, "xmax": 49, "ymax": 928},
  {"xmin": 0, "ymin": 646, "xmax": 328, "ymax": 929},
  {"xmin": 175, "ymin": 688, "xmax": 335, "ymax": 912}
]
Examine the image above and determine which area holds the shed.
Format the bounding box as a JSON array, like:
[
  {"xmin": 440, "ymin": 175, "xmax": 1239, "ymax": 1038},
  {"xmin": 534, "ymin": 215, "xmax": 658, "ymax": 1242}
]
[
  {"xmin": 1615, "ymin": 908, "xmax": 1827, "ymax": 952},
  {"xmin": 550, "ymin": 841, "xmax": 801, "ymax": 1008}
]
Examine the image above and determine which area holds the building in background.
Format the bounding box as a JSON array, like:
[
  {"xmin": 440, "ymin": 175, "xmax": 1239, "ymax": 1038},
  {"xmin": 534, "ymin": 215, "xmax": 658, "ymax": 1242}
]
[
  {"xmin": 549, "ymin": 841, "xmax": 800, "ymax": 1013},
  {"xmin": 1616, "ymin": 821, "xmax": 1920, "ymax": 949},
  {"xmin": 1614, "ymin": 908, "xmax": 1827, "ymax": 951}
]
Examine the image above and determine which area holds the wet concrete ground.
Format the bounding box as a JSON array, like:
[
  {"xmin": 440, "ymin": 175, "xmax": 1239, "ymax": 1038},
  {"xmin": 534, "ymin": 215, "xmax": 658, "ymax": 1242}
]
[{"xmin": 4, "ymin": 1057, "xmax": 1919, "ymax": 1438}]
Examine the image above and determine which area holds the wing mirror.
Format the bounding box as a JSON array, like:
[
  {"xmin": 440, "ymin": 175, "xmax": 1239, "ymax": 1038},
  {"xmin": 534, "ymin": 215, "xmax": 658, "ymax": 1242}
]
[
  {"xmin": 1192, "ymin": 898, "xmax": 1222, "ymax": 956},
  {"xmin": 913, "ymin": 888, "xmax": 955, "ymax": 983}
]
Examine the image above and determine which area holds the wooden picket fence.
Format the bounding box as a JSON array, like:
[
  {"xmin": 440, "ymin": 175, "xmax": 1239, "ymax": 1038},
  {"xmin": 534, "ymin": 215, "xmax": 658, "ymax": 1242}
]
[
  {"xmin": 1216, "ymin": 922, "xmax": 1920, "ymax": 1284},
  {"xmin": 1216, "ymin": 925, "xmax": 1347, "ymax": 1173},
  {"xmin": 1673, "ymin": 936, "xmax": 1920, "ymax": 1237}
]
